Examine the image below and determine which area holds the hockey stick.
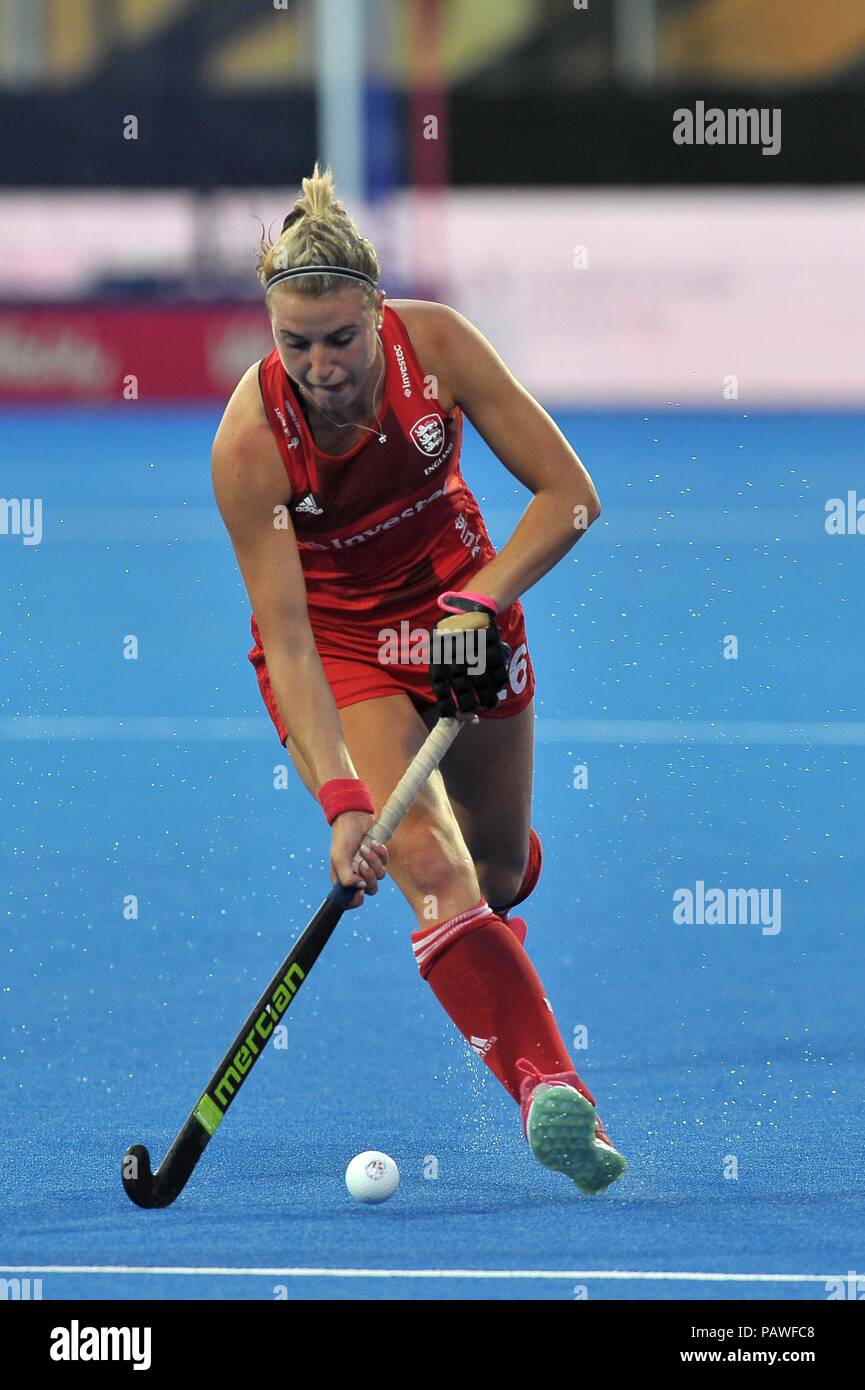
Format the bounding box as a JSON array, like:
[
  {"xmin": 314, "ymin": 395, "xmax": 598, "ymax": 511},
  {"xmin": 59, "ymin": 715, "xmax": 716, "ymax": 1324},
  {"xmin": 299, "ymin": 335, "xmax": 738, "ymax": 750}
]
[{"xmin": 121, "ymin": 713, "xmax": 471, "ymax": 1208}]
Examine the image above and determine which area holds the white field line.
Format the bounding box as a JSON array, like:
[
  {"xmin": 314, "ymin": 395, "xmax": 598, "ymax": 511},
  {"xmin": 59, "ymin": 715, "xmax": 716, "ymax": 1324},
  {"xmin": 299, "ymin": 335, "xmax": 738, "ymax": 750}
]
[
  {"xmin": 0, "ymin": 717, "xmax": 863, "ymax": 745},
  {"xmin": 0, "ymin": 1264, "xmax": 840, "ymax": 1284}
]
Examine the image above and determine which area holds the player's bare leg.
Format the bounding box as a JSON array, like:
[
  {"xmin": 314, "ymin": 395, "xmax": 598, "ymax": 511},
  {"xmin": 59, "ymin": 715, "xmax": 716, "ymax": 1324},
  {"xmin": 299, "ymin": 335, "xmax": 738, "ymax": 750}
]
[
  {"xmin": 287, "ymin": 696, "xmax": 536, "ymax": 915},
  {"xmin": 285, "ymin": 693, "xmax": 627, "ymax": 1193},
  {"xmin": 418, "ymin": 698, "xmax": 534, "ymax": 911},
  {"xmin": 284, "ymin": 694, "xmax": 481, "ymax": 923}
]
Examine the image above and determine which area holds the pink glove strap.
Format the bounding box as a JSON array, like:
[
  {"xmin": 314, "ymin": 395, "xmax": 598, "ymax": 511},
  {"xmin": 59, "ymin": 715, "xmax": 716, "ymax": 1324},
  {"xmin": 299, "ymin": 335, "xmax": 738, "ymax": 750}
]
[
  {"xmin": 316, "ymin": 778, "xmax": 375, "ymax": 826},
  {"xmin": 437, "ymin": 589, "xmax": 499, "ymax": 616}
]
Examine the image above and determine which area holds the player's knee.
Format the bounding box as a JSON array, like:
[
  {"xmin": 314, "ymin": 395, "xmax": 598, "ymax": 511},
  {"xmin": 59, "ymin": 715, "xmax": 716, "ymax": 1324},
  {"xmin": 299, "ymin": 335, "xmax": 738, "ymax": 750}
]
[
  {"xmin": 474, "ymin": 854, "xmax": 527, "ymax": 911},
  {"xmin": 388, "ymin": 816, "xmax": 474, "ymax": 901},
  {"xmin": 478, "ymin": 827, "xmax": 543, "ymax": 912}
]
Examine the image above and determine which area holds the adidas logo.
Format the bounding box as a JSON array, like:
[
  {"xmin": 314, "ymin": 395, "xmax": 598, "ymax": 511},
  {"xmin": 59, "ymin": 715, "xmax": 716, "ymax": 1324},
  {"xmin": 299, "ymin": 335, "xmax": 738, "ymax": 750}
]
[
  {"xmin": 294, "ymin": 493, "xmax": 323, "ymax": 515},
  {"xmin": 470, "ymin": 1034, "xmax": 497, "ymax": 1057}
]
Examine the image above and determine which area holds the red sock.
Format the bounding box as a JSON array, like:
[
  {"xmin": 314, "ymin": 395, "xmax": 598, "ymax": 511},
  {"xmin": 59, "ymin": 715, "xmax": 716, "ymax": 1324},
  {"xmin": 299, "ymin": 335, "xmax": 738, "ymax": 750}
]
[{"xmin": 411, "ymin": 900, "xmax": 574, "ymax": 1102}]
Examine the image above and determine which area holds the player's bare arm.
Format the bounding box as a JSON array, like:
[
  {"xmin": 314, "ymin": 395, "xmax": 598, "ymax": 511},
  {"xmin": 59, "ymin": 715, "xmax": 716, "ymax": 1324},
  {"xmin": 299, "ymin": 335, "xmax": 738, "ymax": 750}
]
[
  {"xmin": 210, "ymin": 371, "xmax": 387, "ymax": 904},
  {"xmin": 426, "ymin": 303, "xmax": 602, "ymax": 612},
  {"xmin": 211, "ymin": 372, "xmax": 353, "ymax": 787}
]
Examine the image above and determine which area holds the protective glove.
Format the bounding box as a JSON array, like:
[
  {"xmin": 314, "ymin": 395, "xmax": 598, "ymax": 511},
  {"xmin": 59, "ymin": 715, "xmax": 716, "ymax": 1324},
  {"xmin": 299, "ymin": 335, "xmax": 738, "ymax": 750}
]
[{"xmin": 429, "ymin": 590, "xmax": 512, "ymax": 717}]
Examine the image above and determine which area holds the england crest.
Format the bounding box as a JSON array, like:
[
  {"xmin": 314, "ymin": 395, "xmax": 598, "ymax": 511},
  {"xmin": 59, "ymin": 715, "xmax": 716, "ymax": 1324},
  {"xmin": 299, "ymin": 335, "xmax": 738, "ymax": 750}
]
[{"xmin": 410, "ymin": 413, "xmax": 444, "ymax": 458}]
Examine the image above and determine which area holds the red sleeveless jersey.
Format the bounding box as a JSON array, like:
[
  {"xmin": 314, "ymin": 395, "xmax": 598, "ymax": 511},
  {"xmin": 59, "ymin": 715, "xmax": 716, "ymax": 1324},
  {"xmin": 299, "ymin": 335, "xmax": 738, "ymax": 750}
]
[{"xmin": 256, "ymin": 303, "xmax": 499, "ymax": 643}]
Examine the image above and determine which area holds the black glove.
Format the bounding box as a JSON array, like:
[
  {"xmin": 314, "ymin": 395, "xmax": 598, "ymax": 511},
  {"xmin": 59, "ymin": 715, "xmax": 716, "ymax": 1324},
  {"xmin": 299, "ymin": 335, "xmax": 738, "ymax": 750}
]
[{"xmin": 429, "ymin": 596, "xmax": 511, "ymax": 717}]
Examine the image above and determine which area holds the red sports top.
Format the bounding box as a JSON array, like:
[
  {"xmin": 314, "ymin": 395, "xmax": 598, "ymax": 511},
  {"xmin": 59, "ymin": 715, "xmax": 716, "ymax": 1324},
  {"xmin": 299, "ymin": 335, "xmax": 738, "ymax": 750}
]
[{"xmin": 256, "ymin": 303, "xmax": 500, "ymax": 647}]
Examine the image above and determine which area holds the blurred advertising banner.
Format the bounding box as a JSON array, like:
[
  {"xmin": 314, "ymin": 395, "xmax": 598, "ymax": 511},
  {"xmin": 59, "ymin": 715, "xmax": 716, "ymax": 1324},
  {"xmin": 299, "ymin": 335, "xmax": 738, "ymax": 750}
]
[
  {"xmin": 443, "ymin": 191, "xmax": 865, "ymax": 408},
  {"xmin": 0, "ymin": 191, "xmax": 862, "ymax": 405},
  {"xmin": 0, "ymin": 305, "xmax": 273, "ymax": 402}
]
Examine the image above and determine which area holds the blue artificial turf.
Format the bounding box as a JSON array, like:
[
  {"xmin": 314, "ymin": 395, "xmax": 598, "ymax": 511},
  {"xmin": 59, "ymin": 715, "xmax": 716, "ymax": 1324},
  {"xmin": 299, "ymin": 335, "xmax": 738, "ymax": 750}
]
[{"xmin": 1, "ymin": 405, "xmax": 862, "ymax": 1301}]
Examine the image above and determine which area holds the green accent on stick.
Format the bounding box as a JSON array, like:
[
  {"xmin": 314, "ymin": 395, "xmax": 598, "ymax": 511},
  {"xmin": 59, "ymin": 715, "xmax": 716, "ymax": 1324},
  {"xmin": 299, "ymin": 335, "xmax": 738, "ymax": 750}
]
[{"xmin": 194, "ymin": 1094, "xmax": 223, "ymax": 1135}]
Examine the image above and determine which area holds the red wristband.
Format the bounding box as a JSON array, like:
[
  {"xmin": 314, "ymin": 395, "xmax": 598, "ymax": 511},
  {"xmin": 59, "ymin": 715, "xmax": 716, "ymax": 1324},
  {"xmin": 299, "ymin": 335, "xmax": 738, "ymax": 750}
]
[{"xmin": 316, "ymin": 778, "xmax": 375, "ymax": 826}]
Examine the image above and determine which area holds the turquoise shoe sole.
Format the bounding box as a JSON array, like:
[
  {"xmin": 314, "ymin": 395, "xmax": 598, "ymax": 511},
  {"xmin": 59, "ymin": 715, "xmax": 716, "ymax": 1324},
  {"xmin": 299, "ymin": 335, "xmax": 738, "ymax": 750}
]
[{"xmin": 526, "ymin": 1083, "xmax": 628, "ymax": 1195}]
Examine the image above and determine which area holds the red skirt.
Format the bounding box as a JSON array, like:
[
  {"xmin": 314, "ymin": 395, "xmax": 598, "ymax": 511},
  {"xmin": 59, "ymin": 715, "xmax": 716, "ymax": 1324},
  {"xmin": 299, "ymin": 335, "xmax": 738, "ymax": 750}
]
[{"xmin": 248, "ymin": 601, "xmax": 535, "ymax": 746}]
